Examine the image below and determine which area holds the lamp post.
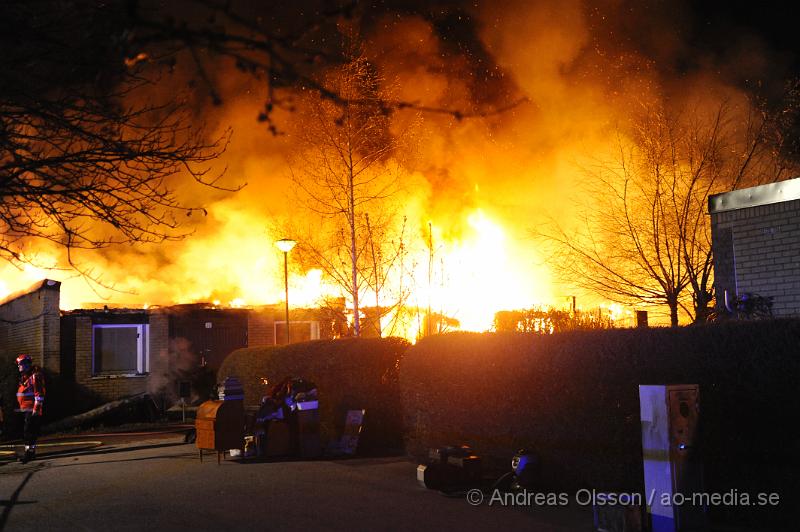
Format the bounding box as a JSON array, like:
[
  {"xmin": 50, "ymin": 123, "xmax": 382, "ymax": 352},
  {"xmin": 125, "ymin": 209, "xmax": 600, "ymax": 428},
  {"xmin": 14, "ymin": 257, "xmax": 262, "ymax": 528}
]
[{"xmin": 275, "ymin": 238, "xmax": 296, "ymax": 345}]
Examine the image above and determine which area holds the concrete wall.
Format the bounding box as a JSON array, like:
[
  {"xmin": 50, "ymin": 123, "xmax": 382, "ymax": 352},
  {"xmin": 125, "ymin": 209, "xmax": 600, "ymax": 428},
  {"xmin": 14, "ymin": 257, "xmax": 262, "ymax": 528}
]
[
  {"xmin": 711, "ymin": 198, "xmax": 800, "ymax": 316},
  {"xmin": 0, "ymin": 280, "xmax": 61, "ymax": 370}
]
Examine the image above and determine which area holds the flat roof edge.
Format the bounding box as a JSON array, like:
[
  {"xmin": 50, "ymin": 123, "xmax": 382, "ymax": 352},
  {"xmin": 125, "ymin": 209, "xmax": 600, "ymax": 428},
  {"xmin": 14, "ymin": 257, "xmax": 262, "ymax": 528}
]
[
  {"xmin": 709, "ymin": 177, "xmax": 800, "ymax": 214},
  {"xmin": 0, "ymin": 279, "xmax": 60, "ymax": 306}
]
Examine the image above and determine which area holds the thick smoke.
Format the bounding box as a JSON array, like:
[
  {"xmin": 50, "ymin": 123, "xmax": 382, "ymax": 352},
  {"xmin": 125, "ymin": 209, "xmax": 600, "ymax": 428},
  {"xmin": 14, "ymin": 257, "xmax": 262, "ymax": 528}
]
[{"xmin": 2, "ymin": 1, "xmax": 794, "ymax": 324}]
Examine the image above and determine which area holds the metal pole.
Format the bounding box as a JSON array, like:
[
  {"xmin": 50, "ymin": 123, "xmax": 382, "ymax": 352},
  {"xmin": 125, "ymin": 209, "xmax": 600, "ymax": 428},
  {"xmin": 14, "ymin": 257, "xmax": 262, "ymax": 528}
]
[
  {"xmin": 427, "ymin": 221, "xmax": 432, "ymax": 337},
  {"xmin": 283, "ymin": 250, "xmax": 290, "ymax": 345}
]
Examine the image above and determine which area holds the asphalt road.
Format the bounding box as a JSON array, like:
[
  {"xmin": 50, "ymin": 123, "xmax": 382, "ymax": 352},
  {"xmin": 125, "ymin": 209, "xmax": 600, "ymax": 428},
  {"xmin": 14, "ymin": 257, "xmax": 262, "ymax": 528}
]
[{"xmin": 0, "ymin": 431, "xmax": 593, "ymax": 531}]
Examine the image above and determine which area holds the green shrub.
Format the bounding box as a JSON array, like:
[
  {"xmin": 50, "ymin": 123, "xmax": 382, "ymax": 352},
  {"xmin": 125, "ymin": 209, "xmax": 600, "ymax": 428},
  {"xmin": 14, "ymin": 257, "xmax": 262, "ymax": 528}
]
[{"xmin": 218, "ymin": 336, "xmax": 409, "ymax": 453}]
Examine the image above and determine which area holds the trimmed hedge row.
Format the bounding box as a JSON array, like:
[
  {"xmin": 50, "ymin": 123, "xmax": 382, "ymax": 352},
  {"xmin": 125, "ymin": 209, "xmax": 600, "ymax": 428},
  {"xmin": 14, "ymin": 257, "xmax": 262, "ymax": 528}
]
[
  {"xmin": 218, "ymin": 337, "xmax": 409, "ymax": 452},
  {"xmin": 399, "ymin": 322, "xmax": 800, "ymax": 505},
  {"xmin": 217, "ymin": 323, "xmax": 796, "ymax": 525}
]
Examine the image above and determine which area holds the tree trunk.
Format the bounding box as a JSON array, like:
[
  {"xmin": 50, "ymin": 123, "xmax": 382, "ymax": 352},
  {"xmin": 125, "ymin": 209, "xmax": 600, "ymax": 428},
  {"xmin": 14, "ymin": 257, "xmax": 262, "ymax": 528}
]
[
  {"xmin": 365, "ymin": 213, "xmax": 382, "ymax": 337},
  {"xmin": 349, "ymin": 166, "xmax": 360, "ymax": 337},
  {"xmin": 668, "ymin": 298, "xmax": 679, "ymax": 327},
  {"xmin": 692, "ymin": 282, "xmax": 714, "ymax": 324},
  {"xmin": 693, "ymin": 296, "xmax": 712, "ymax": 324},
  {"xmin": 43, "ymin": 393, "xmax": 154, "ymax": 433}
]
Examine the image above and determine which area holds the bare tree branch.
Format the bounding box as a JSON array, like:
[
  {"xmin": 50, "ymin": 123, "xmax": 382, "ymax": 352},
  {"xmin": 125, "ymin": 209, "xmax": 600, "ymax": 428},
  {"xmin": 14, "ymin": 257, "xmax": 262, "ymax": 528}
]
[
  {"xmin": 285, "ymin": 38, "xmax": 416, "ymax": 336},
  {"xmin": 534, "ymin": 95, "xmax": 798, "ymax": 325},
  {"xmin": 1, "ymin": 0, "xmax": 241, "ymax": 290},
  {"xmin": 124, "ymin": 0, "xmax": 527, "ymax": 131}
]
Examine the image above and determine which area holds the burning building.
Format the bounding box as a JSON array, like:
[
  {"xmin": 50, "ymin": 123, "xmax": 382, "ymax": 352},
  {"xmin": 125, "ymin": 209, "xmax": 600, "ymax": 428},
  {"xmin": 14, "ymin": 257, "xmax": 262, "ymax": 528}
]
[
  {"xmin": 2, "ymin": 1, "xmax": 798, "ymax": 336},
  {"xmin": 0, "ymin": 280, "xmax": 341, "ymax": 404}
]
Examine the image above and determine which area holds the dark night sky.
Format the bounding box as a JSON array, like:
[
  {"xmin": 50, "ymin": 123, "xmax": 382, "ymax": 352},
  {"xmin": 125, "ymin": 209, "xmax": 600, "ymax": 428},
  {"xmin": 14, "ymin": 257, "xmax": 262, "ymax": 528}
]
[
  {"xmin": 361, "ymin": 0, "xmax": 800, "ymax": 102},
  {"xmin": 693, "ymin": 0, "xmax": 799, "ymax": 51},
  {"xmin": 690, "ymin": 0, "xmax": 800, "ymax": 74}
]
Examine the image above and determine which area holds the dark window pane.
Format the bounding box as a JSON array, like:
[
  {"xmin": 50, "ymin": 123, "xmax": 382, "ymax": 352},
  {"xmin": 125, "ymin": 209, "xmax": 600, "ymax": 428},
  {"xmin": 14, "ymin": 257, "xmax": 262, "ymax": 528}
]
[
  {"xmin": 94, "ymin": 327, "xmax": 138, "ymax": 373},
  {"xmin": 275, "ymin": 322, "xmax": 314, "ymax": 345}
]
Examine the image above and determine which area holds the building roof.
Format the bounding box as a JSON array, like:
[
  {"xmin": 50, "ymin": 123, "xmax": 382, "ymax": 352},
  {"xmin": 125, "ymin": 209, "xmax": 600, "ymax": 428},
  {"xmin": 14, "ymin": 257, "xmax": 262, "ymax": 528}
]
[
  {"xmin": 0, "ymin": 278, "xmax": 60, "ymax": 306},
  {"xmin": 708, "ymin": 176, "xmax": 800, "ymax": 214}
]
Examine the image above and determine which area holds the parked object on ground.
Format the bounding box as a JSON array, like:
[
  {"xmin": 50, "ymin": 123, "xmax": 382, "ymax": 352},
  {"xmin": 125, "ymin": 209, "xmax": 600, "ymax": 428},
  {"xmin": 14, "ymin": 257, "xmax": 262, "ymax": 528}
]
[
  {"xmin": 195, "ymin": 399, "xmax": 244, "ymax": 464},
  {"xmin": 510, "ymin": 448, "xmax": 539, "ymax": 489},
  {"xmin": 253, "ymin": 377, "xmax": 319, "ymax": 458},
  {"xmin": 43, "ymin": 393, "xmax": 160, "ymax": 434},
  {"xmin": 258, "ymin": 419, "xmax": 291, "ymax": 457},
  {"xmin": 488, "ymin": 448, "xmax": 540, "ymax": 493},
  {"xmin": 217, "ymin": 376, "xmax": 244, "ymax": 401},
  {"xmin": 417, "ymin": 445, "xmax": 482, "ymax": 492},
  {"xmin": 325, "ymin": 409, "xmax": 365, "ymax": 457},
  {"xmin": 639, "ymin": 385, "xmax": 705, "ymax": 532},
  {"xmin": 243, "ymin": 436, "xmax": 256, "ymax": 458}
]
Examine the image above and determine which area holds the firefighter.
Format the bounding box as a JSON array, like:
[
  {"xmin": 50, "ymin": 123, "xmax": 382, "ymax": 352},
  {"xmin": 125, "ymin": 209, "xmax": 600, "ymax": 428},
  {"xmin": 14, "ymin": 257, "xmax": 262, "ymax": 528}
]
[{"xmin": 16, "ymin": 354, "xmax": 45, "ymax": 463}]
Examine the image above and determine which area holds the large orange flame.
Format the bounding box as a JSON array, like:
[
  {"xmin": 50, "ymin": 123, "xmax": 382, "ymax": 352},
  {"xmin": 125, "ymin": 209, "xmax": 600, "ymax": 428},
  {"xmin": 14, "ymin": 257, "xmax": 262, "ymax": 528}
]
[{"xmin": 1, "ymin": 1, "xmax": 771, "ymax": 333}]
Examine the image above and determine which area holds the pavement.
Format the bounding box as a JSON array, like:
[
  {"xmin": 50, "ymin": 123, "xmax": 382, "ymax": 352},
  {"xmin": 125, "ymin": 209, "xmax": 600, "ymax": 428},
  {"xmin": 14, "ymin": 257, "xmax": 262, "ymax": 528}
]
[{"xmin": 0, "ymin": 429, "xmax": 595, "ymax": 531}]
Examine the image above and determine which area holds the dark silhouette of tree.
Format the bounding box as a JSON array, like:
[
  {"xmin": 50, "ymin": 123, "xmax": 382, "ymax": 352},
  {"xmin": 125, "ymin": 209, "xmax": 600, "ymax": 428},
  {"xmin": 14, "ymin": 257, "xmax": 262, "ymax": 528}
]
[
  {"xmin": 1, "ymin": 1, "xmax": 234, "ymax": 282},
  {"xmin": 536, "ymin": 94, "xmax": 797, "ymax": 326}
]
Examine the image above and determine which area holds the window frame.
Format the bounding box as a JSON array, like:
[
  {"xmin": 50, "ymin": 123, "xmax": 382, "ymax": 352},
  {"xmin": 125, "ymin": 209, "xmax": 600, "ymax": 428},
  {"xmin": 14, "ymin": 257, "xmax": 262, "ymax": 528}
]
[
  {"xmin": 91, "ymin": 323, "xmax": 149, "ymax": 376},
  {"xmin": 273, "ymin": 321, "xmax": 320, "ymax": 345}
]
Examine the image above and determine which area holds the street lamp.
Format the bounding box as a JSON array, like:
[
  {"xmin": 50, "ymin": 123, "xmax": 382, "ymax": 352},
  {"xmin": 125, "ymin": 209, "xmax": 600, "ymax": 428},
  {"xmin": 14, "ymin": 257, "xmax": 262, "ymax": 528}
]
[{"xmin": 275, "ymin": 238, "xmax": 296, "ymax": 345}]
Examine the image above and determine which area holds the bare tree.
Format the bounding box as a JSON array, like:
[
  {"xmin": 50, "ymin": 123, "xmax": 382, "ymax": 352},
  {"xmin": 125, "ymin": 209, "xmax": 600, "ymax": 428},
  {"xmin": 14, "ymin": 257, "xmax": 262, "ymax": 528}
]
[
  {"xmin": 1, "ymin": 1, "xmax": 234, "ymax": 282},
  {"xmin": 536, "ymin": 95, "xmax": 796, "ymax": 326},
  {"xmin": 679, "ymin": 88, "xmax": 798, "ymax": 322},
  {"xmin": 287, "ymin": 43, "xmax": 413, "ymax": 336},
  {"xmin": 362, "ymin": 213, "xmax": 412, "ymax": 337}
]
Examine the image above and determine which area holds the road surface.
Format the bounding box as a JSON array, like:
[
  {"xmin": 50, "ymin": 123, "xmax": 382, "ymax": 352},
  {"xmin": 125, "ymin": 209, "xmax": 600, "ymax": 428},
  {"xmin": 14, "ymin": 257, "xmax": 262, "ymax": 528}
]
[{"xmin": 1, "ymin": 430, "xmax": 592, "ymax": 531}]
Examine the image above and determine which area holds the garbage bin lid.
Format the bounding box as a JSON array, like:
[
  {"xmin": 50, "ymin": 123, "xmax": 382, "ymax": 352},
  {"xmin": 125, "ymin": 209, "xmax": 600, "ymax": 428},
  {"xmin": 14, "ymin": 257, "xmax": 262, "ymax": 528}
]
[{"xmin": 296, "ymin": 400, "xmax": 319, "ymax": 411}]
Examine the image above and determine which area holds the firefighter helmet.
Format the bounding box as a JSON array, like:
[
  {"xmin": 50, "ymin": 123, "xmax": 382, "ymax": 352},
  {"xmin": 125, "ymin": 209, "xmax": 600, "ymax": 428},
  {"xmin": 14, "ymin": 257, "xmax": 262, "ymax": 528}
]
[{"xmin": 16, "ymin": 354, "xmax": 32, "ymax": 366}]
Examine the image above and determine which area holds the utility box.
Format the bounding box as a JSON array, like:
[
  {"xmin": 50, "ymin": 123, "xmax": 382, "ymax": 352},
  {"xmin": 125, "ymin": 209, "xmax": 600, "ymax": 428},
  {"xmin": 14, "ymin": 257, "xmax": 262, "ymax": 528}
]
[
  {"xmin": 195, "ymin": 400, "xmax": 244, "ymax": 463},
  {"xmin": 639, "ymin": 385, "xmax": 705, "ymax": 532}
]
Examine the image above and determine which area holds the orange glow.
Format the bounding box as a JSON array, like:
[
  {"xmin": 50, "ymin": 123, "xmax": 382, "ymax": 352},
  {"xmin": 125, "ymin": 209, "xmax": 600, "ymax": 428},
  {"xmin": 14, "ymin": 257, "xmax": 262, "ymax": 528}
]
[
  {"xmin": 2, "ymin": 3, "xmax": 755, "ymax": 332},
  {"xmin": 411, "ymin": 210, "xmax": 552, "ymax": 332},
  {"xmin": 1, "ymin": 208, "xmax": 557, "ymax": 338}
]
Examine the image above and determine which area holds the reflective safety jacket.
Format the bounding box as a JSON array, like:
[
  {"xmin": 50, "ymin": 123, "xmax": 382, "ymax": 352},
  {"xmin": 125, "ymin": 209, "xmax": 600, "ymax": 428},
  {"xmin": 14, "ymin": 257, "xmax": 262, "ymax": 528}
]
[{"xmin": 17, "ymin": 369, "xmax": 45, "ymax": 416}]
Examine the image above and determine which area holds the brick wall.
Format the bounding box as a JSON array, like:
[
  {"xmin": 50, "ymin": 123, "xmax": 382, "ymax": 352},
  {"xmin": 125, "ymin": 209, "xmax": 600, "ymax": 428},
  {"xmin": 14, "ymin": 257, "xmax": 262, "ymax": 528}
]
[
  {"xmin": 0, "ymin": 280, "xmax": 61, "ymax": 369},
  {"xmin": 149, "ymin": 311, "xmax": 170, "ymax": 396},
  {"xmin": 74, "ymin": 316, "xmax": 92, "ymax": 383},
  {"xmin": 247, "ymin": 306, "xmax": 338, "ymax": 347},
  {"xmin": 711, "ymin": 198, "xmax": 800, "ymax": 316},
  {"xmin": 248, "ymin": 309, "xmax": 276, "ymax": 347},
  {"xmin": 72, "ymin": 311, "xmax": 171, "ymax": 402},
  {"xmin": 74, "ymin": 316, "xmax": 148, "ymax": 401}
]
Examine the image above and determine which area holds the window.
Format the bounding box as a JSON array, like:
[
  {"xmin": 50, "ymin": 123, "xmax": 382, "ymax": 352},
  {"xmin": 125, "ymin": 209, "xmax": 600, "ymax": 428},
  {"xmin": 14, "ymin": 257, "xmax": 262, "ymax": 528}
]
[
  {"xmin": 274, "ymin": 321, "xmax": 320, "ymax": 345},
  {"xmin": 93, "ymin": 324, "xmax": 149, "ymax": 375}
]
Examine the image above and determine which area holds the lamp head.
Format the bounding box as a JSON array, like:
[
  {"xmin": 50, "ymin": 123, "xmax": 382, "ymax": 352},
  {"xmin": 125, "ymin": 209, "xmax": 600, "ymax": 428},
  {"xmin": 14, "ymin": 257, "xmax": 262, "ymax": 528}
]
[{"xmin": 275, "ymin": 238, "xmax": 297, "ymax": 253}]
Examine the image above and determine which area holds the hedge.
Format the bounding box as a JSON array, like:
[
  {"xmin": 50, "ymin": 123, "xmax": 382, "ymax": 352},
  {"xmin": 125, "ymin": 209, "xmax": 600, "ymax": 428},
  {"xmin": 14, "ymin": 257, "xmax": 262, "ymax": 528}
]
[
  {"xmin": 218, "ymin": 336, "xmax": 409, "ymax": 453},
  {"xmin": 399, "ymin": 321, "xmax": 799, "ymax": 524}
]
